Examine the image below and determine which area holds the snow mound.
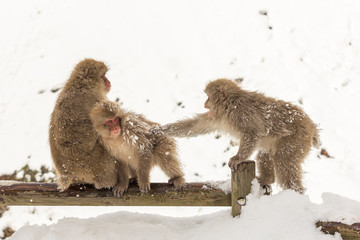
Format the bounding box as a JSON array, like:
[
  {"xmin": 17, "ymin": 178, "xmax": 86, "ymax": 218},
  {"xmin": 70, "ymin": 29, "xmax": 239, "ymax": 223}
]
[{"xmin": 10, "ymin": 191, "xmax": 360, "ymax": 240}]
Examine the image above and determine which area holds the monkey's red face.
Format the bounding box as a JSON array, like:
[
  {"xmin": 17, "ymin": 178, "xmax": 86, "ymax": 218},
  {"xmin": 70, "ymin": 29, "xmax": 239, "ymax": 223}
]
[
  {"xmin": 105, "ymin": 116, "xmax": 120, "ymax": 135},
  {"xmin": 204, "ymin": 97, "xmax": 214, "ymax": 117},
  {"xmin": 204, "ymin": 98, "xmax": 210, "ymax": 109},
  {"xmin": 102, "ymin": 75, "xmax": 111, "ymax": 92}
]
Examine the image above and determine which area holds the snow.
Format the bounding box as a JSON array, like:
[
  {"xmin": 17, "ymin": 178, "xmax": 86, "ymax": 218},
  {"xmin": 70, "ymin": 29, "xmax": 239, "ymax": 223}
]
[
  {"xmin": 1, "ymin": 0, "xmax": 360, "ymax": 239},
  {"xmin": 206, "ymin": 179, "xmax": 231, "ymax": 195},
  {"xmin": 0, "ymin": 181, "xmax": 21, "ymax": 186},
  {"xmin": 8, "ymin": 189, "xmax": 360, "ymax": 240}
]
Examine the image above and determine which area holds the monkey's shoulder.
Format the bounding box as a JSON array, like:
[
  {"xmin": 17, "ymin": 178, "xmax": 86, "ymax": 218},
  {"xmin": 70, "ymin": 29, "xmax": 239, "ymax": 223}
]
[{"xmin": 123, "ymin": 112, "xmax": 156, "ymax": 130}]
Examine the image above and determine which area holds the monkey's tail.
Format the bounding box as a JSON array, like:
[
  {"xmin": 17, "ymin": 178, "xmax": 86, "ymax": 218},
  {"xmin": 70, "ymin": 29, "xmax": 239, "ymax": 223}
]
[{"xmin": 312, "ymin": 126, "xmax": 321, "ymax": 148}]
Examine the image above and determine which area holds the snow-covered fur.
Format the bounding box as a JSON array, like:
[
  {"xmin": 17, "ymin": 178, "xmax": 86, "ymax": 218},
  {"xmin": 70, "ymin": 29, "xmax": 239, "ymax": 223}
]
[
  {"xmin": 161, "ymin": 79, "xmax": 320, "ymax": 193},
  {"xmin": 90, "ymin": 100, "xmax": 185, "ymax": 193}
]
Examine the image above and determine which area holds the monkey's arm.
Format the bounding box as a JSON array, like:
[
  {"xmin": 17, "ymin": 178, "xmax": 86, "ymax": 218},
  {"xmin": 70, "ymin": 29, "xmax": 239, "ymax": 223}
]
[
  {"xmin": 160, "ymin": 112, "xmax": 216, "ymax": 138},
  {"xmin": 228, "ymin": 132, "xmax": 258, "ymax": 171}
]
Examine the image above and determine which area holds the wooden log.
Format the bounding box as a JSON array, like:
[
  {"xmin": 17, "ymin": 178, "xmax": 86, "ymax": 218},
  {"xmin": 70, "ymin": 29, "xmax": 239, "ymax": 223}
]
[
  {"xmin": 0, "ymin": 182, "xmax": 230, "ymax": 207},
  {"xmin": 316, "ymin": 221, "xmax": 360, "ymax": 240},
  {"xmin": 231, "ymin": 160, "xmax": 256, "ymax": 217}
]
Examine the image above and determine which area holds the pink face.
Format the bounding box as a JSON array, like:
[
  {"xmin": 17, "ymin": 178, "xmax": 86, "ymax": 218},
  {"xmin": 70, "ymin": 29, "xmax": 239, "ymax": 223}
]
[
  {"xmin": 204, "ymin": 98, "xmax": 210, "ymax": 109},
  {"xmin": 204, "ymin": 97, "xmax": 213, "ymax": 117},
  {"xmin": 102, "ymin": 75, "xmax": 111, "ymax": 92},
  {"xmin": 105, "ymin": 116, "xmax": 120, "ymax": 135}
]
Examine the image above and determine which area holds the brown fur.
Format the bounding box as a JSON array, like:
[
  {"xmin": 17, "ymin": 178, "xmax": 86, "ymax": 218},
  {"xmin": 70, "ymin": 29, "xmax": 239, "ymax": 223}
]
[
  {"xmin": 49, "ymin": 59, "xmax": 129, "ymax": 197},
  {"xmin": 90, "ymin": 100, "xmax": 185, "ymax": 193},
  {"xmin": 160, "ymin": 79, "xmax": 320, "ymax": 193}
]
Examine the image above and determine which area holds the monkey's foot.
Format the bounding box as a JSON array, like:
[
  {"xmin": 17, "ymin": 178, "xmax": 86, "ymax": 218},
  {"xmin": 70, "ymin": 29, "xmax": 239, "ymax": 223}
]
[
  {"xmin": 112, "ymin": 184, "xmax": 128, "ymax": 197},
  {"xmin": 140, "ymin": 187, "xmax": 150, "ymax": 194},
  {"xmin": 56, "ymin": 178, "xmax": 71, "ymax": 192},
  {"xmin": 57, "ymin": 184, "xmax": 68, "ymax": 192},
  {"xmin": 138, "ymin": 182, "xmax": 151, "ymax": 194},
  {"xmin": 292, "ymin": 187, "xmax": 305, "ymax": 195},
  {"xmin": 168, "ymin": 176, "xmax": 186, "ymax": 190},
  {"xmin": 261, "ymin": 185, "xmax": 272, "ymax": 195},
  {"xmin": 228, "ymin": 155, "xmax": 243, "ymax": 171}
]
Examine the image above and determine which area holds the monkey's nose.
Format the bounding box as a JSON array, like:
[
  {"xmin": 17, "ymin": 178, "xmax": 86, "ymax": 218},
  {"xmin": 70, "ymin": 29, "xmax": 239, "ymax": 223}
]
[{"xmin": 112, "ymin": 127, "xmax": 120, "ymax": 135}]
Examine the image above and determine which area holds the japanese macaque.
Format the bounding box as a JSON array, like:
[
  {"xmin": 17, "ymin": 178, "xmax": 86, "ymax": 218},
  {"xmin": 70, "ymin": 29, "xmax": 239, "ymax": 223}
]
[
  {"xmin": 49, "ymin": 59, "xmax": 129, "ymax": 197},
  {"xmin": 158, "ymin": 79, "xmax": 320, "ymax": 193},
  {"xmin": 90, "ymin": 100, "xmax": 185, "ymax": 193}
]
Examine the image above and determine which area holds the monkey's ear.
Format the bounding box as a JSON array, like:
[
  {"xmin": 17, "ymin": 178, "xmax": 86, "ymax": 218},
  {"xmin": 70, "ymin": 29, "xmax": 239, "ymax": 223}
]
[
  {"xmin": 77, "ymin": 68, "xmax": 89, "ymax": 78},
  {"xmin": 219, "ymin": 87, "xmax": 227, "ymax": 100}
]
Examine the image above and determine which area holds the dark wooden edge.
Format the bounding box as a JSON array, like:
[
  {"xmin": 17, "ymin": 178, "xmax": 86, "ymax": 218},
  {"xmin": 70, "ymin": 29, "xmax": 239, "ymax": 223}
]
[
  {"xmin": 0, "ymin": 182, "xmax": 231, "ymax": 207},
  {"xmin": 0, "ymin": 182, "xmax": 211, "ymax": 192}
]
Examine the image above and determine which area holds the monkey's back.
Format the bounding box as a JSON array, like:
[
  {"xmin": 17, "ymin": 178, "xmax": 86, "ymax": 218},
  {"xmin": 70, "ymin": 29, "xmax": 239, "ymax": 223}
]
[
  {"xmin": 120, "ymin": 111, "xmax": 156, "ymax": 151},
  {"xmin": 225, "ymin": 89, "xmax": 318, "ymax": 140},
  {"xmin": 49, "ymin": 84, "xmax": 101, "ymax": 167}
]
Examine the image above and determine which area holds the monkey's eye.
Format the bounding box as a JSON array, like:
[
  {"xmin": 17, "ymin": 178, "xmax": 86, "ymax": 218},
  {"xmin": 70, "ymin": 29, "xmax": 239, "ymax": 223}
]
[{"xmin": 105, "ymin": 120, "xmax": 113, "ymax": 126}]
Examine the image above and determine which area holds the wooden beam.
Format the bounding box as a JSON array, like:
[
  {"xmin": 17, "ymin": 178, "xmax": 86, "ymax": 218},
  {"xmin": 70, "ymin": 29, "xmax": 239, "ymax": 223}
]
[
  {"xmin": 316, "ymin": 221, "xmax": 360, "ymax": 240},
  {"xmin": 231, "ymin": 160, "xmax": 256, "ymax": 217},
  {"xmin": 0, "ymin": 182, "xmax": 230, "ymax": 207},
  {"xmin": 1, "ymin": 173, "xmax": 360, "ymax": 240}
]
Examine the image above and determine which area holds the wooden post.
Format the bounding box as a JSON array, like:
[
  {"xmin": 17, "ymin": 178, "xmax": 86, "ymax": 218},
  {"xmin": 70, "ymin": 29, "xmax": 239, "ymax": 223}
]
[{"xmin": 231, "ymin": 160, "xmax": 255, "ymax": 217}]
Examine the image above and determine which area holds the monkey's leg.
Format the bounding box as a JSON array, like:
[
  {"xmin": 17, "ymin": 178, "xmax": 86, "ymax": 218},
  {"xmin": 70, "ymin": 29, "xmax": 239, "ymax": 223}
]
[
  {"xmin": 228, "ymin": 133, "xmax": 258, "ymax": 171},
  {"xmin": 256, "ymin": 151, "xmax": 275, "ymax": 185},
  {"xmin": 113, "ymin": 161, "xmax": 130, "ymax": 197},
  {"xmin": 154, "ymin": 138, "xmax": 185, "ymax": 189},
  {"xmin": 129, "ymin": 166, "xmax": 138, "ymax": 184},
  {"xmin": 256, "ymin": 151, "xmax": 275, "ymax": 195},
  {"xmin": 157, "ymin": 153, "xmax": 185, "ymax": 190},
  {"xmin": 136, "ymin": 154, "xmax": 152, "ymax": 194},
  {"xmin": 91, "ymin": 151, "xmax": 121, "ymax": 190},
  {"xmin": 273, "ymin": 136, "xmax": 310, "ymax": 194},
  {"xmin": 54, "ymin": 160, "xmax": 80, "ymax": 191},
  {"xmin": 56, "ymin": 174, "xmax": 73, "ymax": 191}
]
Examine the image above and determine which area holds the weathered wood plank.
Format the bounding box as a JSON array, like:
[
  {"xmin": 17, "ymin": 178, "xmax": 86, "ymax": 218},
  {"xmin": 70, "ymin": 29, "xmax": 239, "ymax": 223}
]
[
  {"xmin": 316, "ymin": 221, "xmax": 360, "ymax": 240},
  {"xmin": 231, "ymin": 160, "xmax": 256, "ymax": 217},
  {"xmin": 0, "ymin": 182, "xmax": 230, "ymax": 207}
]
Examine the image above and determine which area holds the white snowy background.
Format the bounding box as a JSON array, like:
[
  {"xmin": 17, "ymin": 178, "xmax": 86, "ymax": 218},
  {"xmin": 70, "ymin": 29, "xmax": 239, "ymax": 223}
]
[{"xmin": 1, "ymin": 0, "xmax": 360, "ymax": 239}]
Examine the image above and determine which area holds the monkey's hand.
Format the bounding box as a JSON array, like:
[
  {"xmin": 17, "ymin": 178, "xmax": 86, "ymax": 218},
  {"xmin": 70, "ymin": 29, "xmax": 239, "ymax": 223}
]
[
  {"xmin": 138, "ymin": 181, "xmax": 151, "ymax": 194},
  {"xmin": 112, "ymin": 183, "xmax": 128, "ymax": 197},
  {"xmin": 228, "ymin": 155, "xmax": 243, "ymax": 172},
  {"xmin": 168, "ymin": 176, "xmax": 186, "ymax": 190},
  {"xmin": 150, "ymin": 125, "xmax": 164, "ymax": 136}
]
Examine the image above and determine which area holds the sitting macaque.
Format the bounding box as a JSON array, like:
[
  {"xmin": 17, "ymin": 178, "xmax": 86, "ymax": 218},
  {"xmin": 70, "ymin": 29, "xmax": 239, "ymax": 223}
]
[
  {"xmin": 90, "ymin": 100, "xmax": 185, "ymax": 193},
  {"xmin": 157, "ymin": 79, "xmax": 320, "ymax": 194},
  {"xmin": 49, "ymin": 59, "xmax": 129, "ymax": 197}
]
